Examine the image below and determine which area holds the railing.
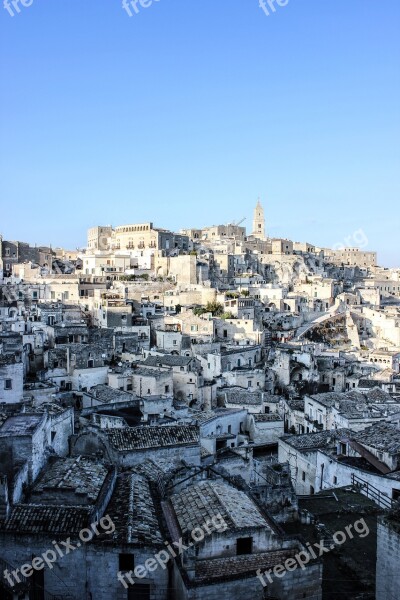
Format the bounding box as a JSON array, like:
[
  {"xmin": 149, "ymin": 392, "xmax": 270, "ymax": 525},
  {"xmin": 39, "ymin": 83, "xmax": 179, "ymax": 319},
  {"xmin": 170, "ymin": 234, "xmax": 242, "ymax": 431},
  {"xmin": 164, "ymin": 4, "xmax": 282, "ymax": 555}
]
[{"xmin": 351, "ymin": 473, "xmax": 396, "ymax": 509}]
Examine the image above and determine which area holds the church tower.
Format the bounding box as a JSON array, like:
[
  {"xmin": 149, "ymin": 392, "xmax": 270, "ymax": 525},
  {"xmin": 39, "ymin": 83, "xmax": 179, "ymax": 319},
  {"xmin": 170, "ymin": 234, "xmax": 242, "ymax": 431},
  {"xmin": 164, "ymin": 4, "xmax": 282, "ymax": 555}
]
[{"xmin": 252, "ymin": 198, "xmax": 265, "ymax": 239}]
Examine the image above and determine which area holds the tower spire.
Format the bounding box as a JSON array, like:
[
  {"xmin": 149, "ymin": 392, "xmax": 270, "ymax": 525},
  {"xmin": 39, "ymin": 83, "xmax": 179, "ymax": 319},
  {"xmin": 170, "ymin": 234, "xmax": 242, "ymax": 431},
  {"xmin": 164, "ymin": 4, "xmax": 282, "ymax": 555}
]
[{"xmin": 252, "ymin": 198, "xmax": 265, "ymax": 239}]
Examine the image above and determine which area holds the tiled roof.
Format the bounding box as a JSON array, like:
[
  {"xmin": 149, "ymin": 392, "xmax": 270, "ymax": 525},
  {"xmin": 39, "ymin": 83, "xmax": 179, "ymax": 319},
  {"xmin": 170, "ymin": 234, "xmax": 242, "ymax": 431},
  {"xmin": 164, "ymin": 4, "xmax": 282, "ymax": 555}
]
[
  {"xmin": 90, "ymin": 385, "xmax": 136, "ymax": 404},
  {"xmin": 107, "ymin": 424, "xmax": 199, "ymax": 451},
  {"xmin": 254, "ymin": 413, "xmax": 283, "ymax": 422},
  {"xmin": 170, "ymin": 480, "xmax": 269, "ymax": 536},
  {"xmin": 220, "ymin": 346, "xmax": 261, "ymax": 356},
  {"xmin": 143, "ymin": 355, "xmax": 192, "ymax": 368},
  {"xmin": 353, "ymin": 422, "xmax": 400, "ymax": 454},
  {"xmin": 195, "ymin": 549, "xmax": 299, "ymax": 583},
  {"xmin": 286, "ymin": 398, "xmax": 305, "ymax": 411},
  {"xmin": 283, "ymin": 429, "xmax": 351, "ymax": 450},
  {"xmin": 31, "ymin": 457, "xmax": 110, "ymax": 504},
  {"xmin": 222, "ymin": 389, "xmax": 263, "ymax": 406},
  {"xmin": 100, "ymin": 472, "xmax": 163, "ymax": 546},
  {"xmin": 25, "ymin": 403, "xmax": 69, "ymax": 416},
  {"xmin": 2, "ymin": 505, "xmax": 92, "ymax": 534},
  {"xmin": 190, "ymin": 408, "xmax": 245, "ymax": 425},
  {"xmin": 134, "ymin": 458, "xmax": 181, "ymax": 483}
]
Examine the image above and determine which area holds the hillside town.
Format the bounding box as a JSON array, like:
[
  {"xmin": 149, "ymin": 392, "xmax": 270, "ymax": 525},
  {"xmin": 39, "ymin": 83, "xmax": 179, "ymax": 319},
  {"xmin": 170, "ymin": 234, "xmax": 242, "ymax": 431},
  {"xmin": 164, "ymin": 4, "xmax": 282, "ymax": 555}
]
[{"xmin": 0, "ymin": 201, "xmax": 399, "ymax": 600}]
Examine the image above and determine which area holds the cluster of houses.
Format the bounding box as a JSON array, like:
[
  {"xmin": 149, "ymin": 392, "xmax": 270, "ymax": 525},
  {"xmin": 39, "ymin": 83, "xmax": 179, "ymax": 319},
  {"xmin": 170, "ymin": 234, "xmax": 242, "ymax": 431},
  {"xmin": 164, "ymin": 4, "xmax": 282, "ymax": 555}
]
[{"xmin": 0, "ymin": 203, "xmax": 399, "ymax": 599}]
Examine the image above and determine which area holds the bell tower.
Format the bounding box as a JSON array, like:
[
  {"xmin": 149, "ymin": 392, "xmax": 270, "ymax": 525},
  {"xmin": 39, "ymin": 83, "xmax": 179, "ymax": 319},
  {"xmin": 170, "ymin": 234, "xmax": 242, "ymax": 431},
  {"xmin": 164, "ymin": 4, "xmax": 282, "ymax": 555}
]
[{"xmin": 252, "ymin": 198, "xmax": 265, "ymax": 239}]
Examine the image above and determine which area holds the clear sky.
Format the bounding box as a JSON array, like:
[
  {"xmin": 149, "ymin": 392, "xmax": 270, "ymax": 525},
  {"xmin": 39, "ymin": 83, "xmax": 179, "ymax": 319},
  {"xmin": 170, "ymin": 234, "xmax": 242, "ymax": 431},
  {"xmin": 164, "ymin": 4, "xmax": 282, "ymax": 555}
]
[{"xmin": 1, "ymin": 0, "xmax": 399, "ymax": 266}]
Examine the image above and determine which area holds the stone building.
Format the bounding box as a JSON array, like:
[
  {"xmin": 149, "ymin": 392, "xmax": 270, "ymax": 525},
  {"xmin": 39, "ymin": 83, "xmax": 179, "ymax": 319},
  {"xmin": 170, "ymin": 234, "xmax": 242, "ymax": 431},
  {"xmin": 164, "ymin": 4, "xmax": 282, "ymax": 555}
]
[
  {"xmin": 165, "ymin": 479, "xmax": 322, "ymax": 600},
  {"xmin": 0, "ymin": 355, "xmax": 24, "ymax": 404},
  {"xmin": 72, "ymin": 424, "xmax": 201, "ymax": 467},
  {"xmin": 376, "ymin": 511, "xmax": 400, "ymax": 600}
]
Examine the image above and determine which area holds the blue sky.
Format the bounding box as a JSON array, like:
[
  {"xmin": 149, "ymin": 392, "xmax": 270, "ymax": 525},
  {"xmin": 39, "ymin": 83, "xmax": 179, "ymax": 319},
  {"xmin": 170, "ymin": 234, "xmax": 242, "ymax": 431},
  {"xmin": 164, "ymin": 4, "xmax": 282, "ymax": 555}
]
[{"xmin": 0, "ymin": 0, "xmax": 399, "ymax": 266}]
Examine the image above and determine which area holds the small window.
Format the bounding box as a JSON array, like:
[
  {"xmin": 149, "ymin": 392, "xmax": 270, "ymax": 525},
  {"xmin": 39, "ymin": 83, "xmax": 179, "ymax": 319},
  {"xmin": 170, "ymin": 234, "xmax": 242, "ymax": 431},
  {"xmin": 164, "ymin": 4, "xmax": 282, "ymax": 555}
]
[
  {"xmin": 4, "ymin": 379, "xmax": 12, "ymax": 390},
  {"xmin": 302, "ymin": 471, "xmax": 306, "ymax": 481},
  {"xmin": 333, "ymin": 476, "xmax": 337, "ymax": 485},
  {"xmin": 165, "ymin": 385, "xmax": 170, "ymax": 393},
  {"xmin": 236, "ymin": 537, "xmax": 253, "ymax": 555},
  {"xmin": 119, "ymin": 553, "xmax": 134, "ymax": 571}
]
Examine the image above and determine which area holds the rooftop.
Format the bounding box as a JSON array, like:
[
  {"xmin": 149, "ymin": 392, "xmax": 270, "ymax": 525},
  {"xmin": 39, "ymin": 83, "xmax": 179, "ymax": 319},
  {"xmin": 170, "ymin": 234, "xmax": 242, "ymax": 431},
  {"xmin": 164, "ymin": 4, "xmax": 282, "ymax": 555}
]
[
  {"xmin": 194, "ymin": 549, "xmax": 299, "ymax": 583},
  {"xmin": 90, "ymin": 385, "xmax": 136, "ymax": 404},
  {"xmin": 0, "ymin": 414, "xmax": 44, "ymax": 437},
  {"xmin": 143, "ymin": 355, "xmax": 192, "ymax": 368},
  {"xmin": 31, "ymin": 456, "xmax": 110, "ymax": 504},
  {"xmin": 107, "ymin": 424, "xmax": 199, "ymax": 451},
  {"xmin": 99, "ymin": 472, "xmax": 163, "ymax": 546},
  {"xmin": 1, "ymin": 505, "xmax": 92, "ymax": 534},
  {"xmin": 353, "ymin": 422, "xmax": 400, "ymax": 455},
  {"xmin": 282, "ymin": 429, "xmax": 351, "ymax": 451},
  {"xmin": 170, "ymin": 480, "xmax": 269, "ymax": 536}
]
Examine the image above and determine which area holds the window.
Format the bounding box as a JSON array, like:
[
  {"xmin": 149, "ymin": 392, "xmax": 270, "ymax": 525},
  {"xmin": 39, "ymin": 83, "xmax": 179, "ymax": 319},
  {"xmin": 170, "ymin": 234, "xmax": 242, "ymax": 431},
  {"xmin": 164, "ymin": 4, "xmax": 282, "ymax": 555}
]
[
  {"xmin": 119, "ymin": 553, "xmax": 134, "ymax": 571},
  {"xmin": 333, "ymin": 477, "xmax": 337, "ymax": 485},
  {"xmin": 236, "ymin": 537, "xmax": 253, "ymax": 555},
  {"xmin": 88, "ymin": 359, "xmax": 94, "ymax": 368},
  {"xmin": 5, "ymin": 247, "xmax": 10, "ymax": 256},
  {"xmin": 4, "ymin": 379, "xmax": 12, "ymax": 390},
  {"xmin": 165, "ymin": 385, "xmax": 170, "ymax": 394}
]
